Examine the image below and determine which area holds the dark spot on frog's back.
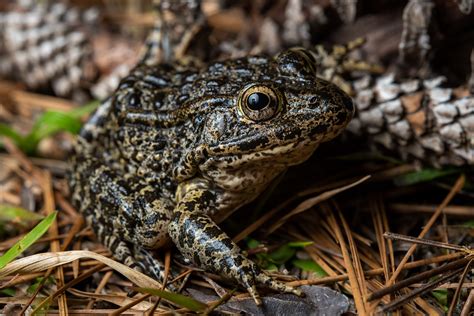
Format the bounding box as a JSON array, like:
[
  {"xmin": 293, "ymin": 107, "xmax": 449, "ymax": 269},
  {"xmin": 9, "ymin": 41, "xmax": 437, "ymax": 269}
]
[
  {"xmin": 151, "ymin": 139, "xmax": 167, "ymax": 151},
  {"xmin": 119, "ymin": 76, "xmax": 138, "ymax": 89},
  {"xmin": 125, "ymin": 91, "xmax": 140, "ymax": 108},
  {"xmin": 153, "ymin": 91, "xmax": 168, "ymax": 109},
  {"xmin": 208, "ymin": 62, "xmax": 225, "ymax": 73},
  {"xmin": 144, "ymin": 75, "xmax": 169, "ymax": 87},
  {"xmin": 206, "ymin": 80, "xmax": 221, "ymax": 88},
  {"xmin": 178, "ymin": 94, "xmax": 189, "ymax": 104}
]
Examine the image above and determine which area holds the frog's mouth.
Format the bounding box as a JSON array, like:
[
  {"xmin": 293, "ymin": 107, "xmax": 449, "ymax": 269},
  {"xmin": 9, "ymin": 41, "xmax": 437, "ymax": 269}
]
[{"xmin": 205, "ymin": 134, "xmax": 325, "ymax": 169}]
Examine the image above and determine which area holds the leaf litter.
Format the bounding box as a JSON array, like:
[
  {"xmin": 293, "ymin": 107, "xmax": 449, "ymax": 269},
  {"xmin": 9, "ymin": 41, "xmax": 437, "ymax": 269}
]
[{"xmin": 0, "ymin": 0, "xmax": 473, "ymax": 315}]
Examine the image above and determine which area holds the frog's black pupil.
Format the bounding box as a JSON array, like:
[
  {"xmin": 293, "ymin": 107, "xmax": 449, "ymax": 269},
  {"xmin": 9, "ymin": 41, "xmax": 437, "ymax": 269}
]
[{"xmin": 247, "ymin": 92, "xmax": 270, "ymax": 110}]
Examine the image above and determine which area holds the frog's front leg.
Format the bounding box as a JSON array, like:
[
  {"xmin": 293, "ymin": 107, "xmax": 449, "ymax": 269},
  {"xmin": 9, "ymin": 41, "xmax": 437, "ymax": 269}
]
[{"xmin": 168, "ymin": 180, "xmax": 302, "ymax": 305}]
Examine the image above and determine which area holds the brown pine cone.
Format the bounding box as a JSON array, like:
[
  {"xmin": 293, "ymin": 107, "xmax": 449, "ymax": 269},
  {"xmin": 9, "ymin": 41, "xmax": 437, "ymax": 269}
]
[
  {"xmin": 0, "ymin": 1, "xmax": 99, "ymax": 98},
  {"xmin": 347, "ymin": 74, "xmax": 473, "ymax": 166}
]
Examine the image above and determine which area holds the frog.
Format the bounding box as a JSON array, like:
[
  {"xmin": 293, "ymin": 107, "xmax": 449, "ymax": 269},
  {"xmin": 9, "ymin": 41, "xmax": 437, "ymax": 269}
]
[{"xmin": 69, "ymin": 47, "xmax": 354, "ymax": 304}]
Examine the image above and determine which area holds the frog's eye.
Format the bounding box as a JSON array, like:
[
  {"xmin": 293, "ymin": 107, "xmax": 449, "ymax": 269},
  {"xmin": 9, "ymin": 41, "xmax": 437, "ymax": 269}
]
[{"xmin": 238, "ymin": 84, "xmax": 283, "ymax": 121}]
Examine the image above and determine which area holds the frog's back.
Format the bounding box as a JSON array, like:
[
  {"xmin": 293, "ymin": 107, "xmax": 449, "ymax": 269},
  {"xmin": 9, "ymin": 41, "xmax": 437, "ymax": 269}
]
[
  {"xmin": 77, "ymin": 64, "xmax": 199, "ymax": 195},
  {"xmin": 69, "ymin": 63, "xmax": 207, "ymax": 253}
]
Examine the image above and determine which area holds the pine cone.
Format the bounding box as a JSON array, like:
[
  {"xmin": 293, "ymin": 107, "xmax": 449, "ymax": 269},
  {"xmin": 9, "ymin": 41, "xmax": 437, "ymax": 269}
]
[
  {"xmin": 348, "ymin": 74, "xmax": 473, "ymax": 166},
  {"xmin": 0, "ymin": 2, "xmax": 99, "ymax": 98}
]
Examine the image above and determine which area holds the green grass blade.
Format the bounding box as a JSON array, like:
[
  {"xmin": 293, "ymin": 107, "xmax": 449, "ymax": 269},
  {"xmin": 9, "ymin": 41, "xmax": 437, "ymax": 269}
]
[
  {"xmin": 463, "ymin": 220, "xmax": 474, "ymax": 228},
  {"xmin": 0, "ymin": 100, "xmax": 99, "ymax": 154},
  {"xmin": 292, "ymin": 259, "xmax": 328, "ymax": 277},
  {"xmin": 394, "ymin": 168, "xmax": 461, "ymax": 186},
  {"xmin": 20, "ymin": 111, "xmax": 82, "ymax": 154},
  {"xmin": 0, "ymin": 123, "xmax": 24, "ymax": 144},
  {"xmin": 134, "ymin": 287, "xmax": 207, "ymax": 312},
  {"xmin": 0, "ymin": 211, "xmax": 57, "ymax": 269},
  {"xmin": 0, "ymin": 205, "xmax": 44, "ymax": 223},
  {"xmin": 28, "ymin": 111, "xmax": 82, "ymax": 142},
  {"xmin": 67, "ymin": 100, "xmax": 100, "ymax": 119},
  {"xmin": 287, "ymin": 241, "xmax": 313, "ymax": 248},
  {"xmin": 0, "ymin": 288, "xmax": 15, "ymax": 296},
  {"xmin": 268, "ymin": 244, "xmax": 296, "ymax": 264},
  {"xmin": 431, "ymin": 289, "xmax": 448, "ymax": 310}
]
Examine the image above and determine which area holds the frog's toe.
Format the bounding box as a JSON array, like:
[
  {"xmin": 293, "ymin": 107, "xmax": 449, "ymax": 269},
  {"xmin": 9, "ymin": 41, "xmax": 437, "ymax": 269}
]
[
  {"xmin": 246, "ymin": 285, "xmax": 263, "ymax": 305},
  {"xmin": 255, "ymin": 271, "xmax": 304, "ymax": 297}
]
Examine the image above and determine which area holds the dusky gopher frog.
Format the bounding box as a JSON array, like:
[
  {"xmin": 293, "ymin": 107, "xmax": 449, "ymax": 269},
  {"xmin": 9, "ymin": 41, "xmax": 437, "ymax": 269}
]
[{"xmin": 69, "ymin": 48, "xmax": 354, "ymax": 304}]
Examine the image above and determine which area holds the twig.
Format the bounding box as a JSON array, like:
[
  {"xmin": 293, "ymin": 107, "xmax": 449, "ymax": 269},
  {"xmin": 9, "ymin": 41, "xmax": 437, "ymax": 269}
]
[
  {"xmin": 42, "ymin": 171, "xmax": 68, "ymax": 315},
  {"xmin": 368, "ymin": 256, "xmax": 472, "ymax": 301},
  {"xmin": 203, "ymin": 289, "xmax": 236, "ymax": 315},
  {"xmin": 380, "ymin": 268, "xmax": 464, "ymax": 313},
  {"xmin": 384, "ymin": 232, "xmax": 472, "ymax": 253},
  {"xmin": 145, "ymin": 250, "xmax": 172, "ymax": 316},
  {"xmin": 110, "ymin": 293, "xmax": 152, "ymax": 316},
  {"xmin": 31, "ymin": 263, "xmax": 107, "ymax": 314},
  {"xmin": 448, "ymin": 259, "xmax": 473, "ymax": 316},
  {"xmin": 372, "ymin": 197, "xmax": 390, "ymax": 282},
  {"xmin": 461, "ymin": 289, "xmax": 474, "ymax": 316},
  {"xmin": 389, "ymin": 203, "xmax": 474, "ymax": 217},
  {"xmin": 86, "ymin": 270, "xmax": 113, "ymax": 309}
]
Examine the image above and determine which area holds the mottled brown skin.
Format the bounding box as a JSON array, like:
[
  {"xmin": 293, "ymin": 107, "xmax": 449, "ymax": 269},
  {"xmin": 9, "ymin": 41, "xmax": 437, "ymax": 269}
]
[{"xmin": 69, "ymin": 48, "xmax": 354, "ymax": 304}]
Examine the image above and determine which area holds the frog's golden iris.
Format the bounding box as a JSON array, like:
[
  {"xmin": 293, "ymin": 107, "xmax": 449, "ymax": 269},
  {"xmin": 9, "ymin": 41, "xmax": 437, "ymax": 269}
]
[{"xmin": 237, "ymin": 83, "xmax": 284, "ymax": 122}]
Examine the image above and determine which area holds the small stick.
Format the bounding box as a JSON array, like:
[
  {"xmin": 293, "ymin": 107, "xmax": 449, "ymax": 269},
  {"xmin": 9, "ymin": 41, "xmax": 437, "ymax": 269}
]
[
  {"xmin": 448, "ymin": 259, "xmax": 473, "ymax": 316},
  {"xmin": 384, "ymin": 232, "xmax": 472, "ymax": 253},
  {"xmin": 461, "ymin": 289, "xmax": 474, "ymax": 316},
  {"xmin": 203, "ymin": 289, "xmax": 236, "ymax": 315},
  {"xmin": 380, "ymin": 268, "xmax": 464, "ymax": 313},
  {"xmin": 31, "ymin": 263, "xmax": 107, "ymax": 314},
  {"xmin": 368, "ymin": 257, "xmax": 472, "ymax": 301},
  {"xmin": 110, "ymin": 293, "xmax": 152, "ymax": 316}
]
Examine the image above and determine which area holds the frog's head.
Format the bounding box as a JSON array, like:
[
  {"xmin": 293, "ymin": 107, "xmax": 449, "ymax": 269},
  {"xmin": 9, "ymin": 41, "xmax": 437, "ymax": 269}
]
[{"xmin": 201, "ymin": 48, "xmax": 354, "ymax": 168}]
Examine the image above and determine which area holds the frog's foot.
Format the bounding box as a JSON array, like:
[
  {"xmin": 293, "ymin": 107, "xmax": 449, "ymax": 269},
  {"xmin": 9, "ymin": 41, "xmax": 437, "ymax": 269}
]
[
  {"xmin": 168, "ymin": 191, "xmax": 302, "ymax": 305},
  {"xmin": 132, "ymin": 246, "xmax": 169, "ymax": 283},
  {"xmin": 254, "ymin": 268, "xmax": 304, "ymax": 297},
  {"xmin": 231, "ymin": 254, "xmax": 303, "ymax": 305},
  {"xmin": 103, "ymin": 234, "xmax": 175, "ymax": 287}
]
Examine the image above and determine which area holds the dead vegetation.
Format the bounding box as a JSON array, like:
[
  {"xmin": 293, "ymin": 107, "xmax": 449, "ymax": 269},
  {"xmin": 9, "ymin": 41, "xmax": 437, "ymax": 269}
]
[{"xmin": 0, "ymin": 0, "xmax": 473, "ymax": 315}]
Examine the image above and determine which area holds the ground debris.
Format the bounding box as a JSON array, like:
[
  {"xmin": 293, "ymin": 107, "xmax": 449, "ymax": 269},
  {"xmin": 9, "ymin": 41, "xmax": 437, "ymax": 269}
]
[{"xmin": 187, "ymin": 285, "xmax": 350, "ymax": 315}]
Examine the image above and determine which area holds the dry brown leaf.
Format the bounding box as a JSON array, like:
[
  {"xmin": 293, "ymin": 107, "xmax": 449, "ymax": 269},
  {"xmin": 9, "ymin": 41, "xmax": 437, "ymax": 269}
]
[{"xmin": 0, "ymin": 250, "xmax": 162, "ymax": 289}]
